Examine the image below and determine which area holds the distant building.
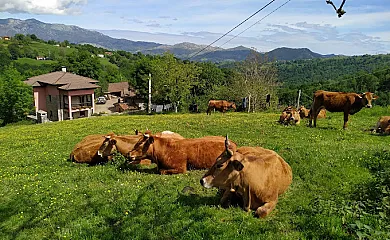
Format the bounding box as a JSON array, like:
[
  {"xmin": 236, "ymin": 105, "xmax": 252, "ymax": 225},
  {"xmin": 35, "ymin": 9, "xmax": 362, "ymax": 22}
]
[
  {"xmin": 24, "ymin": 68, "xmax": 100, "ymax": 121},
  {"xmin": 36, "ymin": 56, "xmax": 46, "ymax": 60},
  {"xmin": 106, "ymin": 82, "xmax": 144, "ymax": 111},
  {"xmin": 105, "ymin": 51, "xmax": 113, "ymax": 56},
  {"xmin": 97, "ymin": 54, "xmax": 104, "ymax": 58},
  {"xmin": 1, "ymin": 36, "xmax": 11, "ymax": 41},
  {"xmin": 113, "ymin": 103, "xmax": 130, "ymax": 113}
]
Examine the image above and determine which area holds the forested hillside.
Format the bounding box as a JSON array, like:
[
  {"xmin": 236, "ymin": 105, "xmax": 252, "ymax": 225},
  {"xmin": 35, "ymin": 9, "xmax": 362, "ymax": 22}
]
[
  {"xmin": 276, "ymin": 55, "xmax": 390, "ymax": 107},
  {"xmin": 1, "ymin": 33, "xmax": 389, "ymax": 125}
]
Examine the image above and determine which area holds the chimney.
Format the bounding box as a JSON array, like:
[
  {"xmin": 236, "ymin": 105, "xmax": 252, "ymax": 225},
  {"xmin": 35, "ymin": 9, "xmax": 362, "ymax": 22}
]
[{"xmin": 61, "ymin": 66, "xmax": 67, "ymax": 72}]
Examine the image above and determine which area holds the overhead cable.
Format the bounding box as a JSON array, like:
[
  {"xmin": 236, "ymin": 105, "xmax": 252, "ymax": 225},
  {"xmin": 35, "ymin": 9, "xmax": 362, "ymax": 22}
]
[{"xmin": 187, "ymin": 0, "xmax": 277, "ymax": 60}]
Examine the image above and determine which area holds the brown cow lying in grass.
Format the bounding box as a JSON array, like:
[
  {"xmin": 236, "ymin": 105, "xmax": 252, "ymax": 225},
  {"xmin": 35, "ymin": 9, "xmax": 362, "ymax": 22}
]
[
  {"xmin": 309, "ymin": 90, "xmax": 378, "ymax": 129},
  {"xmin": 103, "ymin": 130, "xmax": 184, "ymax": 161},
  {"xmin": 298, "ymin": 106, "xmax": 326, "ymax": 119},
  {"xmin": 70, "ymin": 133, "xmax": 116, "ymax": 165},
  {"xmin": 128, "ymin": 133, "xmax": 237, "ymax": 174},
  {"xmin": 373, "ymin": 116, "xmax": 390, "ymax": 135},
  {"xmin": 279, "ymin": 106, "xmax": 300, "ymax": 125},
  {"xmin": 200, "ymin": 138, "xmax": 292, "ymax": 218}
]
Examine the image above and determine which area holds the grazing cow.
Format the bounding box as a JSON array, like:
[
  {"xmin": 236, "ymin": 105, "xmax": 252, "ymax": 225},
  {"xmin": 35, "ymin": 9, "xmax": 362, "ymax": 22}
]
[
  {"xmin": 279, "ymin": 106, "xmax": 300, "ymax": 125},
  {"xmin": 309, "ymin": 90, "xmax": 378, "ymax": 129},
  {"xmin": 207, "ymin": 100, "xmax": 236, "ymax": 115},
  {"xmin": 128, "ymin": 134, "xmax": 237, "ymax": 174},
  {"xmin": 70, "ymin": 133, "xmax": 116, "ymax": 165},
  {"xmin": 374, "ymin": 116, "xmax": 390, "ymax": 135},
  {"xmin": 200, "ymin": 139, "xmax": 292, "ymax": 218}
]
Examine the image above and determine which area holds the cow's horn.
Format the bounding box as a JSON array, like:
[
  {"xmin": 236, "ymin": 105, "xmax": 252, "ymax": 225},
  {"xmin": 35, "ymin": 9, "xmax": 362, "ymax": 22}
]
[
  {"xmin": 143, "ymin": 133, "xmax": 150, "ymax": 138},
  {"xmin": 225, "ymin": 134, "xmax": 233, "ymax": 156}
]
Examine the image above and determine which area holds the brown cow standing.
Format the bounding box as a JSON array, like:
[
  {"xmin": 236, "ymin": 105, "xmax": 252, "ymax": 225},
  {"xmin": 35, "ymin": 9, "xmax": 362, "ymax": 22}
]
[
  {"xmin": 207, "ymin": 100, "xmax": 236, "ymax": 115},
  {"xmin": 309, "ymin": 90, "xmax": 378, "ymax": 129},
  {"xmin": 200, "ymin": 139, "xmax": 292, "ymax": 218},
  {"xmin": 374, "ymin": 116, "xmax": 390, "ymax": 135},
  {"xmin": 128, "ymin": 134, "xmax": 237, "ymax": 174},
  {"xmin": 70, "ymin": 133, "xmax": 116, "ymax": 165}
]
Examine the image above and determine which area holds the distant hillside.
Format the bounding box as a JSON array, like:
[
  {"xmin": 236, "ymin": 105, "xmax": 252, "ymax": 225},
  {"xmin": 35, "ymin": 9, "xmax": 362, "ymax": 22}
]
[
  {"xmin": 267, "ymin": 47, "xmax": 336, "ymax": 61},
  {"xmin": 0, "ymin": 18, "xmax": 336, "ymax": 62},
  {"xmin": 0, "ymin": 18, "xmax": 161, "ymax": 52}
]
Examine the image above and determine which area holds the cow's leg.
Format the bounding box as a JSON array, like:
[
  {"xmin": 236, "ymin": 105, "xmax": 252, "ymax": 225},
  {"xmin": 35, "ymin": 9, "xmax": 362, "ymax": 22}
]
[
  {"xmin": 312, "ymin": 107, "xmax": 322, "ymax": 128},
  {"xmin": 160, "ymin": 167, "xmax": 186, "ymax": 175},
  {"xmin": 309, "ymin": 108, "xmax": 314, "ymax": 127},
  {"xmin": 343, "ymin": 111, "xmax": 349, "ymax": 129},
  {"xmin": 242, "ymin": 186, "xmax": 251, "ymax": 212},
  {"xmin": 220, "ymin": 189, "xmax": 234, "ymax": 208},
  {"xmin": 159, "ymin": 161, "xmax": 187, "ymax": 174},
  {"xmin": 255, "ymin": 200, "xmax": 278, "ymax": 218},
  {"xmin": 206, "ymin": 106, "xmax": 212, "ymax": 115}
]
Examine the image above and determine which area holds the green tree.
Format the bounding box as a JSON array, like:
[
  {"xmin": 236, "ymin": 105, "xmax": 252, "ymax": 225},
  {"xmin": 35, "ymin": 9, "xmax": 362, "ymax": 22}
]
[
  {"xmin": 0, "ymin": 45, "xmax": 11, "ymax": 70},
  {"xmin": 8, "ymin": 43, "xmax": 22, "ymax": 60},
  {"xmin": 234, "ymin": 51, "xmax": 278, "ymax": 112},
  {"xmin": 0, "ymin": 67, "xmax": 34, "ymax": 126}
]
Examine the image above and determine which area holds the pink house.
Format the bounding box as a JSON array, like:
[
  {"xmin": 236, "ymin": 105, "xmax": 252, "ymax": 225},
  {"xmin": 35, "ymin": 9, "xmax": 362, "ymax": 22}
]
[{"xmin": 24, "ymin": 69, "xmax": 100, "ymax": 121}]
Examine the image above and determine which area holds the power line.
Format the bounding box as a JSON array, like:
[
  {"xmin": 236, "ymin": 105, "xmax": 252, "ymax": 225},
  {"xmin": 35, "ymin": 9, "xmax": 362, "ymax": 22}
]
[
  {"xmin": 218, "ymin": 0, "xmax": 292, "ymax": 49},
  {"xmin": 187, "ymin": 0, "xmax": 277, "ymax": 60},
  {"xmin": 197, "ymin": 0, "xmax": 292, "ymax": 60}
]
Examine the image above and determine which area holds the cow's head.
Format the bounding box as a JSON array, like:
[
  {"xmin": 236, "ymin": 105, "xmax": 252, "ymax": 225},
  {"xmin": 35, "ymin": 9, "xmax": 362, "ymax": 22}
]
[
  {"xmin": 97, "ymin": 135, "xmax": 117, "ymax": 158},
  {"xmin": 298, "ymin": 106, "xmax": 309, "ymax": 118},
  {"xmin": 128, "ymin": 132, "xmax": 153, "ymax": 160},
  {"xmin": 359, "ymin": 92, "xmax": 379, "ymax": 108},
  {"xmin": 200, "ymin": 135, "xmax": 243, "ymax": 189}
]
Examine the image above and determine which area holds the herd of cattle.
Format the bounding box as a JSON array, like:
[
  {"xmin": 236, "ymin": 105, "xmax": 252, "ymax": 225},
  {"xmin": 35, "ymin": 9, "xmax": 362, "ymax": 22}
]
[
  {"xmin": 70, "ymin": 130, "xmax": 292, "ymax": 218},
  {"xmin": 279, "ymin": 90, "xmax": 389, "ymax": 133},
  {"xmin": 69, "ymin": 90, "xmax": 388, "ymax": 218}
]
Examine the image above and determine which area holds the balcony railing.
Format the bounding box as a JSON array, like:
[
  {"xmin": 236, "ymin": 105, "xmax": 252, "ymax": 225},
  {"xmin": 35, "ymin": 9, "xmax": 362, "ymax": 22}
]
[{"xmin": 64, "ymin": 102, "xmax": 92, "ymax": 110}]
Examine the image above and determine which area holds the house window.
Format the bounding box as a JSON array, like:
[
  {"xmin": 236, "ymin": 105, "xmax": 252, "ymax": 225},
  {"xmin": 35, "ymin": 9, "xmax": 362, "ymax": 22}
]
[{"xmin": 49, "ymin": 95, "xmax": 52, "ymax": 102}]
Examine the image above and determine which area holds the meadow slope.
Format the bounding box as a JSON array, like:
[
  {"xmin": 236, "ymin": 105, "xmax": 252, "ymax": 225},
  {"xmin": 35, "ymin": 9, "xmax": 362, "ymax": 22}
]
[{"xmin": 0, "ymin": 108, "xmax": 389, "ymax": 240}]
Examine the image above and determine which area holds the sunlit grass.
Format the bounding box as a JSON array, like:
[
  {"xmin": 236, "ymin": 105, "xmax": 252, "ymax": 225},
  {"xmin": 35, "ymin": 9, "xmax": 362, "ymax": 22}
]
[{"xmin": 0, "ymin": 107, "xmax": 389, "ymax": 239}]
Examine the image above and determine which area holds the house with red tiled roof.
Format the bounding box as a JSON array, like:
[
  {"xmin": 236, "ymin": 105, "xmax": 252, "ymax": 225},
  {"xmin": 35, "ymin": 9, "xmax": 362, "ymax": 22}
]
[
  {"xmin": 24, "ymin": 68, "xmax": 100, "ymax": 121},
  {"xmin": 105, "ymin": 82, "xmax": 133, "ymax": 97}
]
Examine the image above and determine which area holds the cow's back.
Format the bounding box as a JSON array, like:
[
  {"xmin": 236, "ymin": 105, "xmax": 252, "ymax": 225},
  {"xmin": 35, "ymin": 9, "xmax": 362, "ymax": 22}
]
[
  {"xmin": 314, "ymin": 91, "xmax": 357, "ymax": 112},
  {"xmin": 71, "ymin": 135, "xmax": 107, "ymax": 163},
  {"xmin": 239, "ymin": 147, "xmax": 292, "ymax": 196},
  {"xmin": 152, "ymin": 136, "xmax": 237, "ymax": 169},
  {"xmin": 185, "ymin": 137, "xmax": 237, "ymax": 169}
]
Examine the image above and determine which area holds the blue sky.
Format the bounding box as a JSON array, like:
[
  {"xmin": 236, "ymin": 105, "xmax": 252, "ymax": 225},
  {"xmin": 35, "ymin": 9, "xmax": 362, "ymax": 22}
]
[{"xmin": 0, "ymin": 0, "xmax": 389, "ymax": 55}]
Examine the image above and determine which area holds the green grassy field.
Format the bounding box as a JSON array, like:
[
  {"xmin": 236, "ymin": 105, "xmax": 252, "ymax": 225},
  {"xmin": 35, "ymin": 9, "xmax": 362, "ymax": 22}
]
[{"xmin": 1, "ymin": 108, "xmax": 389, "ymax": 239}]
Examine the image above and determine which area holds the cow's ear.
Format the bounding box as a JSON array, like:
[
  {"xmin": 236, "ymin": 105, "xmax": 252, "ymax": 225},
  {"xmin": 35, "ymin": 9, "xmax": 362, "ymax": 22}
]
[
  {"xmin": 109, "ymin": 139, "xmax": 117, "ymax": 145},
  {"xmin": 134, "ymin": 129, "xmax": 139, "ymax": 135},
  {"xmin": 231, "ymin": 160, "xmax": 244, "ymax": 171},
  {"xmin": 373, "ymin": 95, "xmax": 379, "ymax": 100}
]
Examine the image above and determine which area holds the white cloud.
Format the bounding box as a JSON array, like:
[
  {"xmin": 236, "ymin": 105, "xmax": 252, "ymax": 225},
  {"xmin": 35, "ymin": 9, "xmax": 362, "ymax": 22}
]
[{"xmin": 0, "ymin": 0, "xmax": 87, "ymax": 15}]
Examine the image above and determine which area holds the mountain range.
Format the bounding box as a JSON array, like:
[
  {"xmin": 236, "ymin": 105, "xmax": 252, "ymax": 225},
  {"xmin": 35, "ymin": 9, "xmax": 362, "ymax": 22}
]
[{"xmin": 0, "ymin": 18, "xmax": 336, "ymax": 62}]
